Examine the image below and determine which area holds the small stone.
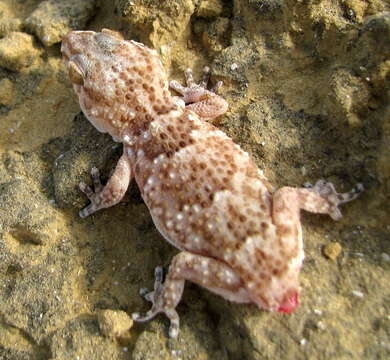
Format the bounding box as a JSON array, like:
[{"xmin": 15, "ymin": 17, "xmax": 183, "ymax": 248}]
[
  {"xmin": 316, "ymin": 321, "xmax": 326, "ymax": 330},
  {"xmin": 313, "ymin": 308, "xmax": 323, "ymax": 316},
  {"xmin": 97, "ymin": 309, "xmax": 133, "ymax": 338},
  {"xmin": 300, "ymin": 338, "xmax": 308, "ymax": 346},
  {"xmin": 0, "ymin": 78, "xmax": 16, "ymax": 106},
  {"xmin": 0, "ymin": 32, "xmax": 41, "ymax": 71},
  {"xmin": 322, "ymin": 242, "xmax": 342, "ymax": 260},
  {"xmin": 24, "ymin": 0, "xmax": 97, "ymax": 47},
  {"xmin": 352, "ymin": 290, "xmax": 364, "ymax": 298},
  {"xmin": 230, "ymin": 63, "xmax": 239, "ymax": 71}
]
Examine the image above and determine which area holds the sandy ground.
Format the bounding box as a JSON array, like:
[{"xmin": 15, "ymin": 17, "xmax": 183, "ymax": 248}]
[{"xmin": 0, "ymin": 0, "xmax": 389, "ymax": 359}]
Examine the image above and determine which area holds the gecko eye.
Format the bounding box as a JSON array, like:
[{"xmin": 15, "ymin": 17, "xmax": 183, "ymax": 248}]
[
  {"xmin": 68, "ymin": 54, "xmax": 90, "ymax": 86},
  {"xmin": 68, "ymin": 60, "xmax": 84, "ymax": 85}
]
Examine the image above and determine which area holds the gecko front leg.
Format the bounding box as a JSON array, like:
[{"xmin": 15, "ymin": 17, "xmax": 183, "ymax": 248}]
[
  {"xmin": 132, "ymin": 252, "xmax": 249, "ymax": 338},
  {"xmin": 79, "ymin": 148, "xmax": 133, "ymax": 218},
  {"xmin": 170, "ymin": 67, "xmax": 228, "ymax": 121}
]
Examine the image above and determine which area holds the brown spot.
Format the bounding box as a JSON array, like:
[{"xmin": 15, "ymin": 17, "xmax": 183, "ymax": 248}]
[
  {"xmin": 277, "ymin": 224, "xmax": 292, "ymax": 237},
  {"xmin": 260, "ymin": 222, "xmax": 268, "ymax": 231},
  {"xmin": 120, "ymin": 113, "xmax": 127, "ymax": 123},
  {"xmin": 259, "ymin": 272, "xmax": 270, "ymax": 282},
  {"xmin": 239, "ymin": 215, "xmax": 247, "ymax": 223},
  {"xmin": 255, "ymin": 249, "xmax": 267, "ymax": 261},
  {"xmin": 224, "ymin": 153, "xmax": 233, "ymax": 162},
  {"xmin": 104, "ymin": 98, "xmax": 113, "ymax": 107},
  {"xmin": 274, "ymin": 259, "xmax": 282, "ymax": 268}
]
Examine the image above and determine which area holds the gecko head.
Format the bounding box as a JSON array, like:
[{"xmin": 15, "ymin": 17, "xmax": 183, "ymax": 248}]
[
  {"xmin": 61, "ymin": 29, "xmax": 179, "ymax": 140},
  {"xmin": 61, "ymin": 29, "xmax": 123, "ymax": 66}
]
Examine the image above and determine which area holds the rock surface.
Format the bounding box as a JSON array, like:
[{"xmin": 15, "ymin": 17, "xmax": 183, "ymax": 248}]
[
  {"xmin": 0, "ymin": 0, "xmax": 389, "ymax": 359},
  {"xmin": 25, "ymin": 0, "xmax": 97, "ymax": 47}
]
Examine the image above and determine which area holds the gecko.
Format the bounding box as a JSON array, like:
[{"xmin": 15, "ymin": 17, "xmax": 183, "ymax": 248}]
[{"xmin": 61, "ymin": 29, "xmax": 363, "ymax": 338}]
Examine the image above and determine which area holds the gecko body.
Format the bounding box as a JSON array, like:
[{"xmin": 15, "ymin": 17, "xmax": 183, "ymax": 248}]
[{"xmin": 61, "ymin": 29, "xmax": 362, "ymax": 338}]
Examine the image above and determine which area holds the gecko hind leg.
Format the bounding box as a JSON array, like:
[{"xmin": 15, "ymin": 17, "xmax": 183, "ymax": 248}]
[
  {"xmin": 132, "ymin": 252, "xmax": 248, "ymax": 339},
  {"xmin": 304, "ymin": 180, "xmax": 364, "ymax": 220},
  {"xmin": 132, "ymin": 266, "xmax": 181, "ymax": 338}
]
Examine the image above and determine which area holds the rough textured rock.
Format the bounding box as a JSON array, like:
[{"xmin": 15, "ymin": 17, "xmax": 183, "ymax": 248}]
[
  {"xmin": 0, "ymin": 17, "xmax": 23, "ymax": 37},
  {"xmin": 0, "ymin": 32, "xmax": 41, "ymax": 71},
  {"xmin": 25, "ymin": 0, "xmax": 97, "ymax": 47},
  {"xmin": 0, "ymin": 78, "xmax": 16, "ymax": 106},
  {"xmin": 0, "ymin": 0, "xmax": 389, "ymax": 359}
]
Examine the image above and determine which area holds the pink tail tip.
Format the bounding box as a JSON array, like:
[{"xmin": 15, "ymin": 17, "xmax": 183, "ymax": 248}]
[{"xmin": 277, "ymin": 292, "xmax": 299, "ymax": 314}]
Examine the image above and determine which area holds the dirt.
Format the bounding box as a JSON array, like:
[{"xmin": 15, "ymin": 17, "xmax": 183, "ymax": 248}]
[{"xmin": 0, "ymin": 0, "xmax": 389, "ymax": 359}]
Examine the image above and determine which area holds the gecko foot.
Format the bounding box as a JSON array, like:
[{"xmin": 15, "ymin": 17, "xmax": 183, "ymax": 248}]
[
  {"xmin": 169, "ymin": 66, "xmax": 223, "ymax": 104},
  {"xmin": 132, "ymin": 266, "xmax": 181, "ymax": 338},
  {"xmin": 79, "ymin": 167, "xmax": 104, "ymax": 218},
  {"xmin": 169, "ymin": 66, "xmax": 228, "ymax": 121},
  {"xmin": 305, "ymin": 180, "xmax": 364, "ymax": 220}
]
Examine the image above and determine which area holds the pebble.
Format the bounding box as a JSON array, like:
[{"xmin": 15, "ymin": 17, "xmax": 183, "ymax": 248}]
[
  {"xmin": 322, "ymin": 242, "xmax": 342, "ymax": 260},
  {"xmin": 97, "ymin": 309, "xmax": 133, "ymax": 338},
  {"xmin": 352, "ymin": 290, "xmax": 364, "ymax": 298}
]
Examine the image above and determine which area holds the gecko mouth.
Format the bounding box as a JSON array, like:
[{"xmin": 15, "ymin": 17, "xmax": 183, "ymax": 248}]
[{"xmin": 277, "ymin": 291, "xmax": 299, "ymax": 313}]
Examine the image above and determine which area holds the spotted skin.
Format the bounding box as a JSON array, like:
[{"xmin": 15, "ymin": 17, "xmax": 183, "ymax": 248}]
[{"xmin": 61, "ymin": 29, "xmax": 363, "ymax": 338}]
